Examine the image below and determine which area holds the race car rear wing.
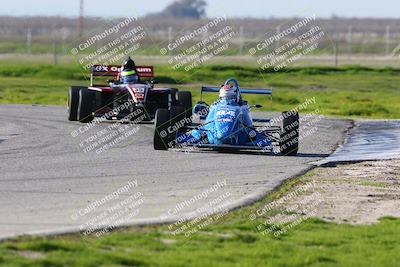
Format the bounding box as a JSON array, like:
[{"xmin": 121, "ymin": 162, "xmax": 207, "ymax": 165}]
[
  {"xmin": 200, "ymin": 86, "xmax": 272, "ymax": 100},
  {"xmin": 90, "ymin": 65, "xmax": 154, "ymax": 86}
]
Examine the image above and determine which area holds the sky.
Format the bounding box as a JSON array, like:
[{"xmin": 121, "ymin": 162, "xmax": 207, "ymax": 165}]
[{"xmin": 0, "ymin": 0, "xmax": 399, "ymax": 19}]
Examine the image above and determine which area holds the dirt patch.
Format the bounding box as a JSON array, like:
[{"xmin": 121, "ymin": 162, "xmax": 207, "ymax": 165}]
[
  {"xmin": 281, "ymin": 160, "xmax": 400, "ymax": 224},
  {"xmin": 16, "ymin": 250, "xmax": 45, "ymax": 259},
  {"xmin": 159, "ymin": 238, "xmax": 177, "ymax": 245}
]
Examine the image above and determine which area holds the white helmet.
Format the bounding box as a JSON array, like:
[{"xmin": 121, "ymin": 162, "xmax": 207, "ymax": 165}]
[{"xmin": 219, "ymin": 84, "xmax": 238, "ymax": 101}]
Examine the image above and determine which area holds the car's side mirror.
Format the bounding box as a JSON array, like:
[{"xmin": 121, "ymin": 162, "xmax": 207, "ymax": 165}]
[
  {"xmin": 253, "ymin": 104, "xmax": 263, "ymax": 108},
  {"xmin": 151, "ymin": 80, "xmax": 159, "ymax": 84}
]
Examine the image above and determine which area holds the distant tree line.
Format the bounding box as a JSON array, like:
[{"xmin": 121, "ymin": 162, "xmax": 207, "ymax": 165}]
[{"xmin": 153, "ymin": 0, "xmax": 207, "ymax": 19}]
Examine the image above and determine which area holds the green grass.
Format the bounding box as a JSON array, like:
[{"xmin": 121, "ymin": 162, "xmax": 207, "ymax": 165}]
[
  {"xmin": 0, "ymin": 40, "xmax": 394, "ymax": 55},
  {"xmin": 1, "ymin": 62, "xmax": 399, "ymax": 266},
  {"xmin": 359, "ymin": 181, "xmax": 388, "ymax": 188},
  {"xmin": 0, "ymin": 43, "xmax": 58, "ymax": 54},
  {"xmin": 0, "ymin": 42, "xmax": 243, "ymax": 56},
  {"xmin": 0, "ymin": 63, "xmax": 399, "ymax": 118},
  {"xmin": 1, "ymin": 172, "xmax": 400, "ymax": 267}
]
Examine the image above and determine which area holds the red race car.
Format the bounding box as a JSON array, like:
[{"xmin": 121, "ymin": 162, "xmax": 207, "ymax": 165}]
[{"xmin": 68, "ymin": 57, "xmax": 192, "ymax": 123}]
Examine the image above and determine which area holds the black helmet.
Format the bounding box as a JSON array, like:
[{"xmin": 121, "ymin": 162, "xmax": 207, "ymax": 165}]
[{"xmin": 122, "ymin": 56, "xmax": 135, "ymax": 71}]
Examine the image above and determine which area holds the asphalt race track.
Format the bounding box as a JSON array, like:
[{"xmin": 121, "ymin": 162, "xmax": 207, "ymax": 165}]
[
  {"xmin": 316, "ymin": 120, "xmax": 400, "ymax": 165},
  {"xmin": 0, "ymin": 105, "xmax": 351, "ymax": 239}
]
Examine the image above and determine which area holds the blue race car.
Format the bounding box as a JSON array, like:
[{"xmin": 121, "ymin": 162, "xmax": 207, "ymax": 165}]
[{"xmin": 153, "ymin": 79, "xmax": 299, "ymax": 156}]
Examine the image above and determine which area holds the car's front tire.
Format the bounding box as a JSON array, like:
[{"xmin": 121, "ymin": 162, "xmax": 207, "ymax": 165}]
[
  {"xmin": 68, "ymin": 87, "xmax": 81, "ymax": 121},
  {"xmin": 77, "ymin": 88, "xmax": 95, "ymax": 123},
  {"xmin": 154, "ymin": 109, "xmax": 171, "ymax": 150},
  {"xmin": 280, "ymin": 111, "xmax": 299, "ymax": 156},
  {"xmin": 177, "ymin": 91, "xmax": 192, "ymax": 120}
]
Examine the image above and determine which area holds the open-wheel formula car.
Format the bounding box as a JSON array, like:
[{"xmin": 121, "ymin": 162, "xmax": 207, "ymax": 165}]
[
  {"xmin": 68, "ymin": 57, "xmax": 192, "ymax": 123},
  {"xmin": 153, "ymin": 79, "xmax": 299, "ymax": 156}
]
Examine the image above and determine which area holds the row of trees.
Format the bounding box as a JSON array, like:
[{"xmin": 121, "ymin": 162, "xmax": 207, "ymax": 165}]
[{"xmin": 156, "ymin": 0, "xmax": 207, "ymax": 19}]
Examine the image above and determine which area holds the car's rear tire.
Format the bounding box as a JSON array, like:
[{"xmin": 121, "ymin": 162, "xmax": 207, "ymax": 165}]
[
  {"xmin": 280, "ymin": 111, "xmax": 299, "ymax": 156},
  {"xmin": 154, "ymin": 109, "xmax": 171, "ymax": 150},
  {"xmin": 68, "ymin": 87, "xmax": 81, "ymax": 121},
  {"xmin": 78, "ymin": 88, "xmax": 95, "ymax": 123},
  {"xmin": 177, "ymin": 91, "xmax": 192, "ymax": 120}
]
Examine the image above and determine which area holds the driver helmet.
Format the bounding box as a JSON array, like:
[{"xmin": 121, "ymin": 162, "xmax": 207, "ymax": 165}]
[
  {"xmin": 219, "ymin": 84, "xmax": 238, "ymax": 102},
  {"xmin": 120, "ymin": 57, "xmax": 138, "ymax": 84}
]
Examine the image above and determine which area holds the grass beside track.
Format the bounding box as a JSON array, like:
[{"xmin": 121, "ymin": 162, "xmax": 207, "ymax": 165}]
[
  {"xmin": 1, "ymin": 62, "xmax": 399, "ymax": 266},
  {"xmin": 0, "ymin": 63, "xmax": 399, "ymax": 118},
  {"xmin": 0, "ymin": 171, "xmax": 399, "ymax": 267}
]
